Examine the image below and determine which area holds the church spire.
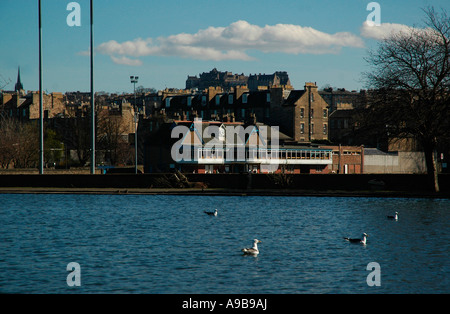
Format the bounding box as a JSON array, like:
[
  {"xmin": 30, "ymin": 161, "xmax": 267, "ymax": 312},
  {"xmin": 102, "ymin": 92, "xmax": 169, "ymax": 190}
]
[{"xmin": 15, "ymin": 66, "xmax": 23, "ymax": 92}]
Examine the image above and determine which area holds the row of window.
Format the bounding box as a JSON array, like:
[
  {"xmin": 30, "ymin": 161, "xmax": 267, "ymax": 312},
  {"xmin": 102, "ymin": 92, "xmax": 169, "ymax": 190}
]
[
  {"xmin": 165, "ymin": 93, "xmax": 270, "ymax": 108},
  {"xmin": 162, "ymin": 107, "xmax": 271, "ymax": 121},
  {"xmin": 195, "ymin": 148, "xmax": 332, "ymax": 160},
  {"xmin": 300, "ymin": 123, "xmax": 328, "ymax": 135},
  {"xmin": 9, "ymin": 108, "xmax": 28, "ymax": 117},
  {"xmin": 300, "ymin": 108, "xmax": 328, "ymax": 119}
]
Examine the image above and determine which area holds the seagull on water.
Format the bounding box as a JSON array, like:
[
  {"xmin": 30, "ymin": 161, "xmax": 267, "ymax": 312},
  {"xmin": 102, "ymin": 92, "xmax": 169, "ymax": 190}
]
[
  {"xmin": 387, "ymin": 212, "xmax": 398, "ymax": 220},
  {"xmin": 204, "ymin": 209, "xmax": 218, "ymax": 216},
  {"xmin": 242, "ymin": 239, "xmax": 262, "ymax": 255},
  {"xmin": 344, "ymin": 233, "xmax": 368, "ymax": 245}
]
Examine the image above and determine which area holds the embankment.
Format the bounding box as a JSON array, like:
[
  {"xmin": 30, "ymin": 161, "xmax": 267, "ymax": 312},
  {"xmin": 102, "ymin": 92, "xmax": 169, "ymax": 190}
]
[{"xmin": 0, "ymin": 173, "xmax": 448, "ymax": 198}]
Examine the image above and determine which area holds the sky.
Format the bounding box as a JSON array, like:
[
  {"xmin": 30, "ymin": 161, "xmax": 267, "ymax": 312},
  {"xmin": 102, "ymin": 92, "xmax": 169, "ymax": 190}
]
[{"xmin": 1, "ymin": 0, "xmax": 449, "ymax": 94}]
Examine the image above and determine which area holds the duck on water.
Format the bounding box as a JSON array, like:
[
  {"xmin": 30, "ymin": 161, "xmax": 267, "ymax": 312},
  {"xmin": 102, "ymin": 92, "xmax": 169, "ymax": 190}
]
[
  {"xmin": 387, "ymin": 212, "xmax": 398, "ymax": 220},
  {"xmin": 204, "ymin": 209, "xmax": 218, "ymax": 216},
  {"xmin": 344, "ymin": 233, "xmax": 368, "ymax": 245},
  {"xmin": 242, "ymin": 239, "xmax": 262, "ymax": 255}
]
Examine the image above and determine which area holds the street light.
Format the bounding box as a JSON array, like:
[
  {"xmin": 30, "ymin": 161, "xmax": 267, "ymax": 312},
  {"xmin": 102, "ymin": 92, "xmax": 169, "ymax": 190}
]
[
  {"xmin": 38, "ymin": 0, "xmax": 44, "ymax": 174},
  {"xmin": 130, "ymin": 76, "xmax": 139, "ymax": 174},
  {"xmin": 90, "ymin": 0, "xmax": 95, "ymax": 175}
]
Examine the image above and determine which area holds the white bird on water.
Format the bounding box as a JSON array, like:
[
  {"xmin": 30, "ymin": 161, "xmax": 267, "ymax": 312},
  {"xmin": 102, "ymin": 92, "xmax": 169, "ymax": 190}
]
[
  {"xmin": 204, "ymin": 209, "xmax": 218, "ymax": 216},
  {"xmin": 344, "ymin": 233, "xmax": 368, "ymax": 245},
  {"xmin": 387, "ymin": 212, "xmax": 398, "ymax": 221},
  {"xmin": 242, "ymin": 239, "xmax": 262, "ymax": 255}
]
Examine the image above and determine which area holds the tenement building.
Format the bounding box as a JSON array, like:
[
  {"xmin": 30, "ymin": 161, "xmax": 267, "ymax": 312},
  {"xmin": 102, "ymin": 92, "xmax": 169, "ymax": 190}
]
[{"xmin": 143, "ymin": 82, "xmax": 329, "ymax": 145}]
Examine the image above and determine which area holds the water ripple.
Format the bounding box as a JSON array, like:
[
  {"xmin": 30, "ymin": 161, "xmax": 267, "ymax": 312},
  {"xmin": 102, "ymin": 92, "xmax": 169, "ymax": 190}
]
[{"xmin": 0, "ymin": 194, "xmax": 448, "ymax": 293}]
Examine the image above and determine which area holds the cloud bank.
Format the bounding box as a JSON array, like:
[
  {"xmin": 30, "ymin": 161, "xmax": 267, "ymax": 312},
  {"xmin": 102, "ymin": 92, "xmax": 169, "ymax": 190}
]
[
  {"xmin": 92, "ymin": 20, "xmax": 422, "ymax": 66},
  {"xmin": 360, "ymin": 21, "xmax": 416, "ymax": 40},
  {"xmin": 94, "ymin": 20, "xmax": 365, "ymax": 65}
]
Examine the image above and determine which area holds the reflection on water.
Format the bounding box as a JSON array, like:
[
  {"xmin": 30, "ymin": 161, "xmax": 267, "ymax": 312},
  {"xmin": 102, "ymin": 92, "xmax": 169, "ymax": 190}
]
[{"xmin": 0, "ymin": 194, "xmax": 448, "ymax": 293}]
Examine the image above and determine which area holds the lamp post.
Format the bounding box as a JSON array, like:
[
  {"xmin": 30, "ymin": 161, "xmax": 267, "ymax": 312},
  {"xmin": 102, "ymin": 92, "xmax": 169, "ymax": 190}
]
[
  {"xmin": 38, "ymin": 0, "xmax": 44, "ymax": 174},
  {"xmin": 90, "ymin": 0, "xmax": 95, "ymax": 175},
  {"xmin": 130, "ymin": 76, "xmax": 139, "ymax": 174}
]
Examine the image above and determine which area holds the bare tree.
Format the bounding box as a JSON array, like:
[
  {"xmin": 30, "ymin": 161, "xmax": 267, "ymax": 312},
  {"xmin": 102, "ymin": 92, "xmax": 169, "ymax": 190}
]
[
  {"xmin": 0, "ymin": 118, "xmax": 39, "ymax": 168},
  {"xmin": 97, "ymin": 108, "xmax": 134, "ymax": 166},
  {"xmin": 0, "ymin": 118, "xmax": 16, "ymax": 168},
  {"xmin": 53, "ymin": 116, "xmax": 91, "ymax": 166},
  {"xmin": 362, "ymin": 7, "xmax": 450, "ymax": 192}
]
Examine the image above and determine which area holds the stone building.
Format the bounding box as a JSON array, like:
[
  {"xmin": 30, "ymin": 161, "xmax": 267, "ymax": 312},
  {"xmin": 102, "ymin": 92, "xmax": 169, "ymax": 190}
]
[
  {"xmin": 1, "ymin": 91, "xmax": 65, "ymax": 121},
  {"xmin": 319, "ymin": 87, "xmax": 368, "ymax": 146},
  {"xmin": 247, "ymin": 71, "xmax": 292, "ymax": 91},
  {"xmin": 268, "ymin": 82, "xmax": 329, "ymax": 143},
  {"xmin": 185, "ymin": 68, "xmax": 293, "ymax": 91},
  {"xmin": 143, "ymin": 82, "xmax": 330, "ymax": 145},
  {"xmin": 186, "ymin": 68, "xmax": 248, "ymax": 90}
]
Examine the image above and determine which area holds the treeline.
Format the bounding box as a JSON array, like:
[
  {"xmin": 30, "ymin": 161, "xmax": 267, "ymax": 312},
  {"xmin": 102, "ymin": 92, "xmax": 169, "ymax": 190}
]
[{"xmin": 0, "ymin": 108, "xmax": 135, "ymax": 169}]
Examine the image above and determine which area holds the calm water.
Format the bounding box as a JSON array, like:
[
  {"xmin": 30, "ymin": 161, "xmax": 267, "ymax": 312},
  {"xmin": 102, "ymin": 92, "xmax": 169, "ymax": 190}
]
[{"xmin": 0, "ymin": 193, "xmax": 448, "ymax": 294}]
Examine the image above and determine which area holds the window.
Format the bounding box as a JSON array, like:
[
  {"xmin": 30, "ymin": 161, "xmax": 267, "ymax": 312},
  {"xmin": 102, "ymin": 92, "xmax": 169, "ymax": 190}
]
[
  {"xmin": 323, "ymin": 124, "xmax": 327, "ymax": 135},
  {"xmin": 216, "ymin": 95, "xmax": 220, "ymax": 105},
  {"xmin": 187, "ymin": 97, "xmax": 192, "ymax": 107},
  {"xmin": 265, "ymin": 108, "xmax": 270, "ymax": 119},
  {"xmin": 300, "ymin": 108, "xmax": 304, "ymax": 118},
  {"xmin": 310, "ymin": 109, "xmax": 314, "ymax": 118},
  {"xmin": 300, "ymin": 123, "xmax": 305, "ymax": 134},
  {"xmin": 323, "ymin": 109, "xmax": 327, "ymax": 118},
  {"xmin": 165, "ymin": 97, "xmax": 171, "ymax": 108},
  {"xmin": 202, "ymin": 96, "xmax": 207, "ymax": 106},
  {"xmin": 241, "ymin": 108, "xmax": 245, "ymax": 118},
  {"xmin": 228, "ymin": 94, "xmax": 233, "ymax": 104},
  {"xmin": 242, "ymin": 93, "xmax": 248, "ymax": 104},
  {"xmin": 311, "ymin": 123, "xmax": 314, "ymax": 134},
  {"xmin": 266, "ymin": 93, "xmax": 270, "ymax": 102}
]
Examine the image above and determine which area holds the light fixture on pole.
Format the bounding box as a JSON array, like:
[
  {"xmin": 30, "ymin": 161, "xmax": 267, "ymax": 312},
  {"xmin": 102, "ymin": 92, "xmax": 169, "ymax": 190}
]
[{"xmin": 130, "ymin": 76, "xmax": 139, "ymax": 174}]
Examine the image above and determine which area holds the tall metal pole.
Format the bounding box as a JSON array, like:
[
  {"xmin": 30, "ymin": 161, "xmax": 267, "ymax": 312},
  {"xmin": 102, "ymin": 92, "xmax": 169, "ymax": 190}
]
[
  {"xmin": 90, "ymin": 0, "xmax": 95, "ymax": 174},
  {"xmin": 134, "ymin": 82, "xmax": 138, "ymax": 174},
  {"xmin": 38, "ymin": 0, "xmax": 44, "ymax": 174}
]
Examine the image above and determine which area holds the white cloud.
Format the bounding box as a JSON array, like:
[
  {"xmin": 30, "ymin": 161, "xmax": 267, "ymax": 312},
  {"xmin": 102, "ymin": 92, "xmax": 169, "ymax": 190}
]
[
  {"xmin": 93, "ymin": 20, "xmax": 365, "ymax": 64},
  {"xmin": 110, "ymin": 56, "xmax": 143, "ymax": 66},
  {"xmin": 360, "ymin": 21, "xmax": 415, "ymax": 40}
]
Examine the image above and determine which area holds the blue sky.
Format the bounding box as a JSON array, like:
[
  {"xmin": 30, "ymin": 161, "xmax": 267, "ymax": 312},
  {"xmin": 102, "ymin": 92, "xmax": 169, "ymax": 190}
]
[{"xmin": 1, "ymin": 0, "xmax": 448, "ymax": 93}]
